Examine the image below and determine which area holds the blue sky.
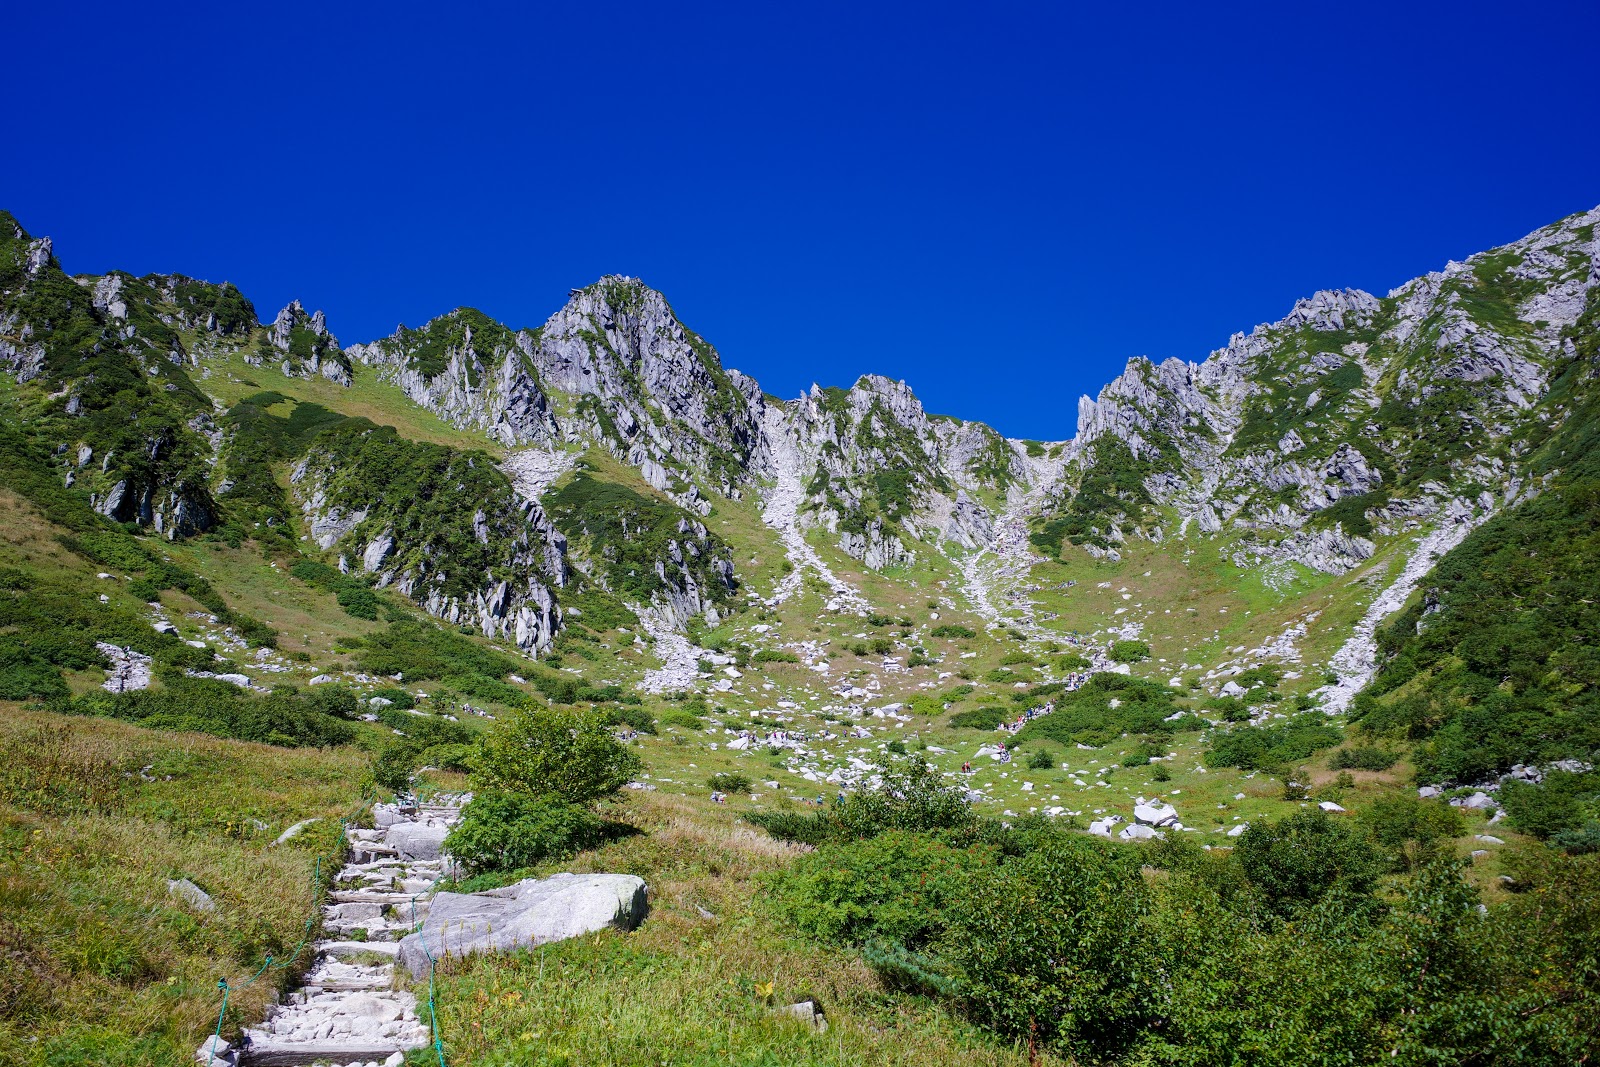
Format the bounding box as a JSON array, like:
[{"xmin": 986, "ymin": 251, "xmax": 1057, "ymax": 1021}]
[{"xmin": 6, "ymin": 1, "xmax": 1597, "ymax": 440}]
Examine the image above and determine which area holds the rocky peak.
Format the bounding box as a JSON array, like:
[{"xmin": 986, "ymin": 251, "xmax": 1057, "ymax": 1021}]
[
  {"xmin": 1037, "ymin": 204, "xmax": 1600, "ymax": 574},
  {"xmin": 529, "ymin": 275, "xmax": 770, "ymax": 489},
  {"xmin": 263, "ymin": 299, "xmax": 351, "ymax": 386}
]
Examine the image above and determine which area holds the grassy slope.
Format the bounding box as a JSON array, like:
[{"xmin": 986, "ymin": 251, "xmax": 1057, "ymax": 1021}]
[{"xmin": 0, "ymin": 704, "xmax": 368, "ymax": 1066}]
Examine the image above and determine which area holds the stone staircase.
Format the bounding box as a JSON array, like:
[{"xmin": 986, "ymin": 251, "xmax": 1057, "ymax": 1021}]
[{"xmin": 199, "ymin": 795, "xmax": 465, "ymax": 1067}]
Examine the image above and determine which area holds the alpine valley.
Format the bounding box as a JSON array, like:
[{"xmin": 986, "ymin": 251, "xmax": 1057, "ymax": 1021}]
[{"xmin": 3, "ymin": 204, "xmax": 1598, "ymax": 1067}]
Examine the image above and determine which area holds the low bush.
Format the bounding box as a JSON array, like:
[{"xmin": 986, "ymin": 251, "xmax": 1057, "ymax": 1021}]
[
  {"xmin": 1204, "ymin": 714, "xmax": 1343, "ymax": 771},
  {"xmin": 1329, "ymin": 744, "xmax": 1399, "ymax": 771},
  {"xmin": 949, "ymin": 706, "xmax": 1009, "ymax": 730},
  {"xmin": 767, "ymin": 831, "xmax": 993, "ymax": 947},
  {"xmin": 1109, "ymin": 639, "xmax": 1151, "ymax": 663},
  {"xmin": 706, "ymin": 772, "xmax": 750, "ymax": 794},
  {"xmin": 929, "ymin": 624, "xmax": 976, "ymax": 640},
  {"xmin": 444, "ymin": 791, "xmax": 601, "ymax": 875}
]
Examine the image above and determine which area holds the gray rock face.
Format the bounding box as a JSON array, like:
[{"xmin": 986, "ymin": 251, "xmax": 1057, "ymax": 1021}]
[
  {"xmin": 292, "ymin": 448, "xmax": 569, "ymax": 654},
  {"xmin": 397, "ymin": 873, "xmax": 649, "ymax": 978},
  {"xmin": 267, "ymin": 299, "xmax": 352, "ymax": 386},
  {"xmin": 777, "ymin": 374, "xmax": 1041, "ymax": 568},
  {"xmin": 346, "ymin": 310, "xmax": 562, "ymax": 447},
  {"xmin": 1046, "ymin": 204, "xmax": 1600, "ymax": 573}
]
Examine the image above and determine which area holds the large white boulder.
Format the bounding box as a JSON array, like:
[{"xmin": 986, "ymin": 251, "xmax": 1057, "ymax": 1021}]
[
  {"xmin": 1134, "ymin": 801, "xmax": 1179, "ymax": 826},
  {"xmin": 388, "ymin": 820, "xmax": 450, "ymax": 860},
  {"xmin": 397, "ymin": 873, "xmax": 648, "ymax": 978}
]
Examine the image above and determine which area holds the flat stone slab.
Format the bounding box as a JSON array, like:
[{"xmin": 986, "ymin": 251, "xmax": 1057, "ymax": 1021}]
[
  {"xmin": 242, "ymin": 1039, "xmax": 422, "ymax": 1065},
  {"xmin": 397, "ymin": 872, "xmax": 648, "ymax": 978}
]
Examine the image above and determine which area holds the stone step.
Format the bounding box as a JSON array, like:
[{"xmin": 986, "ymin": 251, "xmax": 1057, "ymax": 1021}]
[
  {"xmin": 302, "ymin": 979, "xmax": 396, "ymax": 992},
  {"xmin": 242, "ymin": 1039, "xmax": 423, "ymax": 1065},
  {"xmin": 318, "ymin": 941, "xmax": 399, "ymax": 958},
  {"xmin": 329, "ymin": 891, "xmax": 418, "ymax": 904}
]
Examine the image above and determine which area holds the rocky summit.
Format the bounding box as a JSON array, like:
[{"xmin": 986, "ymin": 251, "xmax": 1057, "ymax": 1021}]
[{"xmin": 4, "ymin": 204, "xmax": 1600, "ymax": 1065}]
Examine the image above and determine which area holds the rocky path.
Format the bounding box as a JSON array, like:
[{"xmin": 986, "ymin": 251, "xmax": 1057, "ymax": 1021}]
[
  {"xmin": 635, "ymin": 602, "xmax": 709, "ymax": 694},
  {"xmin": 759, "ymin": 408, "xmax": 869, "ymax": 614},
  {"xmin": 1314, "ymin": 508, "xmax": 1492, "ymax": 716},
  {"xmin": 957, "ymin": 484, "xmax": 1055, "ymax": 644},
  {"xmin": 213, "ymin": 797, "xmax": 465, "ymax": 1067}
]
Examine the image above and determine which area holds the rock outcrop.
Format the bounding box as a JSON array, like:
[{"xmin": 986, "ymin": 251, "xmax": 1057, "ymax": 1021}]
[{"xmin": 397, "ymin": 872, "xmax": 650, "ymax": 979}]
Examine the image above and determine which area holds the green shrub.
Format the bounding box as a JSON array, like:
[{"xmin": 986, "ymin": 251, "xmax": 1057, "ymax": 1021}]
[
  {"xmin": 1500, "ymin": 774, "xmax": 1596, "ymax": 839},
  {"xmin": 474, "ymin": 705, "xmax": 642, "ymax": 805},
  {"xmin": 605, "ymin": 705, "xmax": 657, "ymax": 735},
  {"xmin": 69, "ymin": 678, "xmax": 356, "ymax": 748},
  {"xmin": 1026, "ymin": 748, "xmax": 1054, "ymax": 770},
  {"xmin": 658, "ymin": 708, "xmax": 705, "ymax": 731},
  {"xmin": 752, "ymin": 649, "xmax": 799, "ymax": 664},
  {"xmin": 753, "ymin": 757, "xmax": 973, "ymax": 845},
  {"xmin": 1109, "ymin": 639, "xmax": 1151, "ymax": 663},
  {"xmin": 929, "ymin": 625, "xmax": 976, "ymax": 640},
  {"xmin": 1234, "ymin": 809, "xmax": 1385, "ymax": 914},
  {"xmin": 444, "ymin": 791, "xmax": 601, "ymax": 875},
  {"xmin": 1015, "ymin": 673, "xmax": 1198, "ymax": 748},
  {"xmin": 949, "ymin": 706, "xmax": 1009, "ymax": 730},
  {"xmin": 768, "ymin": 831, "xmax": 992, "ymax": 947},
  {"xmin": 706, "ymin": 772, "xmax": 750, "ymax": 794},
  {"xmin": 945, "ymin": 835, "xmax": 1158, "ymax": 1056},
  {"xmin": 1204, "ymin": 714, "xmax": 1343, "ymax": 771}
]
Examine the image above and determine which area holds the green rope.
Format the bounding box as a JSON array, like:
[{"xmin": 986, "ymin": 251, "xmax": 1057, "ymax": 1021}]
[
  {"xmin": 205, "ymin": 979, "xmax": 229, "ymax": 1062},
  {"xmin": 205, "ymin": 799, "xmax": 369, "ymax": 1056}
]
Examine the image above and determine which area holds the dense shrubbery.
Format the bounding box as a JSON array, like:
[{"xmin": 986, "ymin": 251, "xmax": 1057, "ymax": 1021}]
[
  {"xmin": 1204, "ymin": 713, "xmax": 1343, "ymax": 771},
  {"xmin": 1354, "ymin": 331, "xmax": 1600, "ymax": 787},
  {"xmin": 1109, "ymin": 639, "xmax": 1150, "ymax": 663},
  {"xmin": 545, "ymin": 472, "xmax": 736, "ymax": 604},
  {"xmin": 929, "ymin": 624, "xmax": 976, "ymax": 640},
  {"xmin": 763, "ymin": 780, "xmax": 1600, "ymax": 1062},
  {"xmin": 1013, "ymin": 673, "xmax": 1202, "ymax": 748},
  {"xmin": 443, "ymin": 705, "xmax": 641, "ymax": 877},
  {"xmin": 948, "ymin": 706, "xmax": 1009, "ymax": 730},
  {"xmin": 288, "ymin": 559, "xmax": 381, "ymax": 620},
  {"xmin": 68, "ymin": 678, "xmax": 357, "ymax": 748},
  {"xmin": 751, "ymin": 757, "xmax": 975, "ymax": 847},
  {"xmin": 474, "ymin": 705, "xmax": 642, "ymax": 806},
  {"xmin": 443, "ymin": 791, "xmax": 601, "ymax": 875}
]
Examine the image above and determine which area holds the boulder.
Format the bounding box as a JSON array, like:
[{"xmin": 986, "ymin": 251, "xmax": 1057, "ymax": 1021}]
[
  {"xmin": 774, "ymin": 999, "xmax": 828, "ymax": 1032},
  {"xmin": 1134, "ymin": 801, "xmax": 1179, "ymax": 826},
  {"xmin": 1318, "ymin": 801, "xmax": 1347, "ymax": 813},
  {"xmin": 397, "ymin": 873, "xmax": 648, "ymax": 978},
  {"xmin": 168, "ymin": 878, "xmax": 216, "ymax": 913},
  {"xmin": 388, "ymin": 820, "xmax": 450, "ymax": 860}
]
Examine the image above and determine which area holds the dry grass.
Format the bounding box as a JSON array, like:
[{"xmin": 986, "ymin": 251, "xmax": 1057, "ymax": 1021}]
[
  {"xmin": 424, "ymin": 789, "xmax": 1070, "ymax": 1066},
  {"xmin": 0, "ymin": 705, "xmax": 369, "ymax": 1066}
]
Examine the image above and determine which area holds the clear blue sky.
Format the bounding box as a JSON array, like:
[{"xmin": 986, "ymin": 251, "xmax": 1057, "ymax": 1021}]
[{"xmin": 6, "ymin": 1, "xmax": 1597, "ymax": 440}]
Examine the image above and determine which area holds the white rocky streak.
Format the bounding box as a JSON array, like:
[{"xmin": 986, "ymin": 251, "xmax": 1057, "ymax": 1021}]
[
  {"xmin": 759, "ymin": 406, "xmax": 869, "ymax": 613},
  {"xmin": 500, "ymin": 447, "xmax": 577, "ymax": 503},
  {"xmin": 1314, "ymin": 507, "xmax": 1495, "ymax": 716}
]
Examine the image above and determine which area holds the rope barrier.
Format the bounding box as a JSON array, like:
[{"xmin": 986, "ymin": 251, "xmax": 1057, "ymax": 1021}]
[{"xmin": 203, "ymin": 796, "xmax": 374, "ymax": 1064}]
